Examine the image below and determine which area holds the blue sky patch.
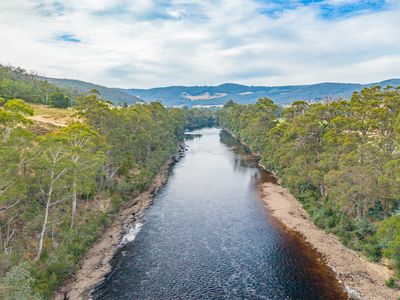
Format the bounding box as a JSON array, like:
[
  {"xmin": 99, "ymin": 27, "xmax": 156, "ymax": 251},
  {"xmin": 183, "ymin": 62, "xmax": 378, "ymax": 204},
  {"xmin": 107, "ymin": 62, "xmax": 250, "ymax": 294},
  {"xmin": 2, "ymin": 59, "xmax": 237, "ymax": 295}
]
[
  {"xmin": 257, "ymin": 0, "xmax": 387, "ymax": 19},
  {"xmin": 57, "ymin": 34, "xmax": 81, "ymax": 43},
  {"xmin": 320, "ymin": 0, "xmax": 387, "ymax": 19}
]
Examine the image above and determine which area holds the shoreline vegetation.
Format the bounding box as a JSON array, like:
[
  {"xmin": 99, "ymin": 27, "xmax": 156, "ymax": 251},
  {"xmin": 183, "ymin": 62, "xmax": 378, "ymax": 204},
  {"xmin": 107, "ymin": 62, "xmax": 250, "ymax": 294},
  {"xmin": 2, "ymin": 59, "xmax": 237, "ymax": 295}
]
[
  {"xmin": 0, "ymin": 66, "xmax": 191, "ymax": 300},
  {"xmin": 227, "ymin": 129, "xmax": 398, "ymax": 298},
  {"xmin": 55, "ymin": 143, "xmax": 186, "ymax": 299},
  {"xmin": 257, "ymin": 168, "xmax": 399, "ymax": 300},
  {"xmin": 219, "ymin": 87, "xmax": 400, "ymax": 300},
  {"xmin": 0, "ymin": 65, "xmax": 218, "ymax": 299}
]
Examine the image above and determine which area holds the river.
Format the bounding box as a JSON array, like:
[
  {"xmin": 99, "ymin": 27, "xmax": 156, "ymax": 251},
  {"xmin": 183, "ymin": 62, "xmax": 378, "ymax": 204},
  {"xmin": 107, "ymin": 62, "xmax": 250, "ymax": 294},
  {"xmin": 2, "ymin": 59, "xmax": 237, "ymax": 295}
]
[{"xmin": 93, "ymin": 128, "xmax": 347, "ymax": 300}]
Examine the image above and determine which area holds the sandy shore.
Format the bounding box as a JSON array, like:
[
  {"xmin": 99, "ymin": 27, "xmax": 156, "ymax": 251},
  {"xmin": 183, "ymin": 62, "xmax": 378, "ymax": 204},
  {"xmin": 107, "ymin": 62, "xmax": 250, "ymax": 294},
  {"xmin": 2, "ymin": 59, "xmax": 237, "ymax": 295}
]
[
  {"xmin": 54, "ymin": 144, "xmax": 185, "ymax": 300},
  {"xmin": 259, "ymin": 181, "xmax": 400, "ymax": 300}
]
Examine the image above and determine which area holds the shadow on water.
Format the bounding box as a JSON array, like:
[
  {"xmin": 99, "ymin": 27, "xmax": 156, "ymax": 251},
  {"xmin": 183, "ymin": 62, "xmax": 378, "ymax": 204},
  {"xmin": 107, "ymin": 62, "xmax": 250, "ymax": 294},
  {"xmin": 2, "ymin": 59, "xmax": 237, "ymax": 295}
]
[
  {"xmin": 221, "ymin": 129, "xmax": 347, "ymax": 299},
  {"xmin": 93, "ymin": 128, "xmax": 347, "ymax": 300}
]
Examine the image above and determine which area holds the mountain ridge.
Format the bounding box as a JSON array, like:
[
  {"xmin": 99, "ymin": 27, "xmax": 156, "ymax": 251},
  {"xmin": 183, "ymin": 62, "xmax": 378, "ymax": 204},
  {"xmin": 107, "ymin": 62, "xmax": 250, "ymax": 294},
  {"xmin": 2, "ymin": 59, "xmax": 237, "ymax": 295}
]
[
  {"xmin": 123, "ymin": 78, "xmax": 400, "ymax": 106},
  {"xmin": 41, "ymin": 75, "xmax": 400, "ymax": 107}
]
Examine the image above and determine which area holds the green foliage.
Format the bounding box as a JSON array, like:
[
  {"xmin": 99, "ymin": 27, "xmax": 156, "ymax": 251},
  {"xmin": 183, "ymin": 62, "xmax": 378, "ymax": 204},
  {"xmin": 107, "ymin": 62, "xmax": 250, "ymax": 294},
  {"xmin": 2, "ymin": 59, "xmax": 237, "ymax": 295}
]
[
  {"xmin": 0, "ymin": 98, "xmax": 33, "ymax": 142},
  {"xmin": 0, "ymin": 65, "xmax": 64, "ymax": 105},
  {"xmin": 184, "ymin": 107, "xmax": 218, "ymax": 130},
  {"xmin": 44, "ymin": 77, "xmax": 142, "ymax": 105},
  {"xmin": 386, "ymin": 277, "xmax": 395, "ymax": 288},
  {"xmin": 220, "ymin": 86, "xmax": 400, "ymax": 274},
  {"xmin": 48, "ymin": 92, "xmax": 70, "ymax": 108},
  {"xmin": 385, "ymin": 277, "xmax": 399, "ymax": 289},
  {"xmin": 0, "ymin": 93, "xmax": 187, "ymax": 298},
  {"xmin": 0, "ymin": 262, "xmax": 42, "ymax": 300},
  {"xmin": 377, "ymin": 215, "xmax": 400, "ymax": 274}
]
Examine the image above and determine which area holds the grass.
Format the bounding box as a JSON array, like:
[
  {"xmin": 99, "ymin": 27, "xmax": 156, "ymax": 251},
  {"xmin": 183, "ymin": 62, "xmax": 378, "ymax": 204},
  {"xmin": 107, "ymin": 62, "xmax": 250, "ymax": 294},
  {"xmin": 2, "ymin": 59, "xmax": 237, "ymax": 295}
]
[
  {"xmin": 29, "ymin": 104, "xmax": 75, "ymax": 127},
  {"xmin": 31, "ymin": 104, "xmax": 72, "ymax": 118}
]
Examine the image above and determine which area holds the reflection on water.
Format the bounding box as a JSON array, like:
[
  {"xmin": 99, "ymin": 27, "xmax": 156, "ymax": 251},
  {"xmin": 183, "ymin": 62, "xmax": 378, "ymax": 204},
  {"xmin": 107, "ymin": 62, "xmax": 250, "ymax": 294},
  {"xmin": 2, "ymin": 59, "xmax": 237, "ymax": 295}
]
[
  {"xmin": 184, "ymin": 133, "xmax": 202, "ymax": 140},
  {"xmin": 93, "ymin": 128, "xmax": 347, "ymax": 300}
]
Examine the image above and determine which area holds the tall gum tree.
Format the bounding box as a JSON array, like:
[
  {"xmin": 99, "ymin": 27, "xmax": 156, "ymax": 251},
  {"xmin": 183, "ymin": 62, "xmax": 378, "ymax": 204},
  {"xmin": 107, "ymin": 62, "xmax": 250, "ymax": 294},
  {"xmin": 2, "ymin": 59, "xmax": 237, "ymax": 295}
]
[{"xmin": 57, "ymin": 123, "xmax": 106, "ymax": 228}]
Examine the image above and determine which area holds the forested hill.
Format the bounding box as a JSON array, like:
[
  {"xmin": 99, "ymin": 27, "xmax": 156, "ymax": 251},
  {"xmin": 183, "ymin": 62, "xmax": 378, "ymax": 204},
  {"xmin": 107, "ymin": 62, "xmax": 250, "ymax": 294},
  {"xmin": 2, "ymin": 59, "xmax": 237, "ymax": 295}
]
[
  {"xmin": 0, "ymin": 65, "xmax": 62, "ymax": 104},
  {"xmin": 123, "ymin": 79, "xmax": 400, "ymax": 107},
  {"xmin": 42, "ymin": 77, "xmax": 143, "ymax": 105},
  {"xmin": 0, "ymin": 64, "xmax": 142, "ymax": 106}
]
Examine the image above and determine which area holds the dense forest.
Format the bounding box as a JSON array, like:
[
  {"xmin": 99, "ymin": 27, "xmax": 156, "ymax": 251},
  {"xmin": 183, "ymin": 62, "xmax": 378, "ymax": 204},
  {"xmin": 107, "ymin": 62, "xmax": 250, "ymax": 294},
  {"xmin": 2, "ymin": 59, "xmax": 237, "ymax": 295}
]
[
  {"xmin": 0, "ymin": 64, "xmax": 138, "ymax": 108},
  {"xmin": 0, "ymin": 70, "xmax": 188, "ymax": 297},
  {"xmin": 219, "ymin": 87, "xmax": 400, "ymax": 282},
  {"xmin": 184, "ymin": 107, "xmax": 218, "ymax": 130},
  {"xmin": 0, "ymin": 65, "xmax": 73, "ymax": 108}
]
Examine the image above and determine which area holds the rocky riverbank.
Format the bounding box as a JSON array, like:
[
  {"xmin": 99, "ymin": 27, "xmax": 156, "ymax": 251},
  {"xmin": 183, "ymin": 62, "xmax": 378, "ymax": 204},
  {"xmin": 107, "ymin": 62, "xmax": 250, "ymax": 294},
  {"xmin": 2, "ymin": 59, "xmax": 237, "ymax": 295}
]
[
  {"xmin": 259, "ymin": 180, "xmax": 400, "ymax": 300},
  {"xmin": 54, "ymin": 142, "xmax": 187, "ymax": 300}
]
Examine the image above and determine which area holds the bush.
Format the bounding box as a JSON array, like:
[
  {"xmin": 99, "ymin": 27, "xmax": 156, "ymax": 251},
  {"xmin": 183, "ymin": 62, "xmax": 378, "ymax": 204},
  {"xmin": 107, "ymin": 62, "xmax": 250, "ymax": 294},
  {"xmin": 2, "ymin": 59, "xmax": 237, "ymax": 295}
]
[
  {"xmin": 355, "ymin": 219, "xmax": 376, "ymax": 241},
  {"xmin": 377, "ymin": 215, "xmax": 400, "ymax": 275},
  {"xmin": 48, "ymin": 92, "xmax": 70, "ymax": 108},
  {"xmin": 0, "ymin": 262, "xmax": 42, "ymax": 300},
  {"xmin": 385, "ymin": 277, "xmax": 396, "ymax": 288},
  {"xmin": 361, "ymin": 237, "xmax": 381, "ymax": 262}
]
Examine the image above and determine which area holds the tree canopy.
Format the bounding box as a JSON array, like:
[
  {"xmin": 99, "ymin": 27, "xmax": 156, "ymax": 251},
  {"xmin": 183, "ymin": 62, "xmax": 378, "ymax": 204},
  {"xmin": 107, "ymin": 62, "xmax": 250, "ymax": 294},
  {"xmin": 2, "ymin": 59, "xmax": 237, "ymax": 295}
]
[{"xmin": 220, "ymin": 87, "xmax": 400, "ymax": 274}]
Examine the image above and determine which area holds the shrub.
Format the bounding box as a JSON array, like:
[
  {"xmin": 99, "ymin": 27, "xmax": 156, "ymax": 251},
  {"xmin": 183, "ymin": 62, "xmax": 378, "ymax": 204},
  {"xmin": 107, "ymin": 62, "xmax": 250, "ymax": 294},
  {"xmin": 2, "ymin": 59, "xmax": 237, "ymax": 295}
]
[
  {"xmin": 385, "ymin": 277, "xmax": 395, "ymax": 288},
  {"xmin": 377, "ymin": 215, "xmax": 400, "ymax": 276},
  {"xmin": 0, "ymin": 262, "xmax": 42, "ymax": 300},
  {"xmin": 355, "ymin": 219, "xmax": 376, "ymax": 241}
]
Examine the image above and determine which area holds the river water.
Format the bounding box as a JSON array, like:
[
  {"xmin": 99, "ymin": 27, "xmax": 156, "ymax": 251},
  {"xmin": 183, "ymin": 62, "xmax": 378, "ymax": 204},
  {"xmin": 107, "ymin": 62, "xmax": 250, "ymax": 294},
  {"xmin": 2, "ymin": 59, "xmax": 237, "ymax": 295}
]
[{"xmin": 93, "ymin": 128, "xmax": 347, "ymax": 300}]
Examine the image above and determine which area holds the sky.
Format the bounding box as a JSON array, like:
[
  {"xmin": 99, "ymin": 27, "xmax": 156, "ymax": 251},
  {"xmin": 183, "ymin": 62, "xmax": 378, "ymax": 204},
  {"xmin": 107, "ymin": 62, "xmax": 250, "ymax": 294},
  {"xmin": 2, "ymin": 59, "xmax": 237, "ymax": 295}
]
[{"xmin": 0, "ymin": 0, "xmax": 399, "ymax": 88}]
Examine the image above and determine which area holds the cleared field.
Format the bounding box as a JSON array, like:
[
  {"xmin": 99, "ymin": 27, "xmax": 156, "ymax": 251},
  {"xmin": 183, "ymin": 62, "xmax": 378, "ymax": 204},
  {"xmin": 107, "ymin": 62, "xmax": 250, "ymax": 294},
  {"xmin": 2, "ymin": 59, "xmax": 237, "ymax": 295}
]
[{"xmin": 29, "ymin": 104, "xmax": 75, "ymax": 127}]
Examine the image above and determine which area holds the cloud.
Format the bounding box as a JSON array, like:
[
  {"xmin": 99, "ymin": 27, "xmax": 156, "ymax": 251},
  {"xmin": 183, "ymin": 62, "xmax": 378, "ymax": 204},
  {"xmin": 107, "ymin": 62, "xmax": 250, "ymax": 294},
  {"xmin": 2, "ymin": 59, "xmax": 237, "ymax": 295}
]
[
  {"xmin": 34, "ymin": 0, "xmax": 67, "ymax": 17},
  {"xmin": 0, "ymin": 0, "xmax": 399, "ymax": 88}
]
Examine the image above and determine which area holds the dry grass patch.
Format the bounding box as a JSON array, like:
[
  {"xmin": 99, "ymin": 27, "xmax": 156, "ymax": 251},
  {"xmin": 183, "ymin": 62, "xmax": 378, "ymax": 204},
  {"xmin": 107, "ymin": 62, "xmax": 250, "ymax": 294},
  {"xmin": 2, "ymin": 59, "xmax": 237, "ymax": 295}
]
[{"xmin": 28, "ymin": 104, "xmax": 75, "ymax": 127}]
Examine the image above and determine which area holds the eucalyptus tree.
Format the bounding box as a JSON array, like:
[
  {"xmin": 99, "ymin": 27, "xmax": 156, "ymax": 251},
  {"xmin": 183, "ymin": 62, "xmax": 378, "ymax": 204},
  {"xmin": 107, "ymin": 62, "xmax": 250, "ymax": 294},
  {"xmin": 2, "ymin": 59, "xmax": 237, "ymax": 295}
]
[
  {"xmin": 34, "ymin": 134, "xmax": 70, "ymax": 261},
  {"xmin": 57, "ymin": 123, "xmax": 106, "ymax": 228}
]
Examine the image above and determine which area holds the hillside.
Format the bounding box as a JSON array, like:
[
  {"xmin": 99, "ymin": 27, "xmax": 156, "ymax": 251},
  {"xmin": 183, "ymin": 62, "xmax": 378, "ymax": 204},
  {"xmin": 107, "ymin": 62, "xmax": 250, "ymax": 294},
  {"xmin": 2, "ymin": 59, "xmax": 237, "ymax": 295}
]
[
  {"xmin": 0, "ymin": 65, "xmax": 61, "ymax": 104},
  {"xmin": 123, "ymin": 80, "xmax": 400, "ymax": 107},
  {"xmin": 42, "ymin": 77, "xmax": 143, "ymax": 105}
]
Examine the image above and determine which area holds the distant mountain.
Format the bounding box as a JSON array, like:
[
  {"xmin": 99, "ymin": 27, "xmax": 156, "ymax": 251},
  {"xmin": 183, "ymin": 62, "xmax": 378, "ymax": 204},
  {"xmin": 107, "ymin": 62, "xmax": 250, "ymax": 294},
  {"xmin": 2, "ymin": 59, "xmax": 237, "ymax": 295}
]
[
  {"xmin": 42, "ymin": 77, "xmax": 143, "ymax": 104},
  {"xmin": 122, "ymin": 79, "xmax": 400, "ymax": 107},
  {"xmin": 42, "ymin": 76, "xmax": 400, "ymax": 107}
]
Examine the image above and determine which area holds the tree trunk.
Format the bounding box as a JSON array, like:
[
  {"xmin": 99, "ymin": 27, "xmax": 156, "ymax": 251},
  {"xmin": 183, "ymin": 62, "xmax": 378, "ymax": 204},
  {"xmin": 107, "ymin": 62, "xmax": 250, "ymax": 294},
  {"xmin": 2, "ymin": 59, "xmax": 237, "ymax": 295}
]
[
  {"xmin": 356, "ymin": 199, "xmax": 363, "ymax": 220},
  {"xmin": 36, "ymin": 163, "xmax": 56, "ymax": 261},
  {"xmin": 71, "ymin": 172, "xmax": 77, "ymax": 228},
  {"xmin": 36, "ymin": 184, "xmax": 52, "ymax": 261}
]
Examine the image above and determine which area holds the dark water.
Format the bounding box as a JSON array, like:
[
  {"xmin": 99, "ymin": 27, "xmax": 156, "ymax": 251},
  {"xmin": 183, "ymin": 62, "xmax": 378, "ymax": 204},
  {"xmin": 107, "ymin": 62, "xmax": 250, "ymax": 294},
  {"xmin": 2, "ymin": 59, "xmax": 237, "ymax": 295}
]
[{"xmin": 93, "ymin": 128, "xmax": 347, "ymax": 300}]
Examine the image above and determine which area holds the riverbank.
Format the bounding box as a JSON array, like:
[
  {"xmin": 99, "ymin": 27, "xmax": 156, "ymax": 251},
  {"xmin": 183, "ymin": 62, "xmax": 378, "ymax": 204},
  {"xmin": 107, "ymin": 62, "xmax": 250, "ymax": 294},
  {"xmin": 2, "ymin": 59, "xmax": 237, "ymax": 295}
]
[
  {"xmin": 259, "ymin": 180, "xmax": 400, "ymax": 300},
  {"xmin": 54, "ymin": 143, "xmax": 186, "ymax": 300}
]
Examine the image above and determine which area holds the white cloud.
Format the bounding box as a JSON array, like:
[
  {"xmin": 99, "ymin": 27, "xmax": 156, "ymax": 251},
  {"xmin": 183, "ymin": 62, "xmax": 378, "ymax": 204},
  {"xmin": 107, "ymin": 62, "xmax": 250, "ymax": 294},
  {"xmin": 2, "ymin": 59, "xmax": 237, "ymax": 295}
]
[{"xmin": 0, "ymin": 0, "xmax": 399, "ymax": 88}]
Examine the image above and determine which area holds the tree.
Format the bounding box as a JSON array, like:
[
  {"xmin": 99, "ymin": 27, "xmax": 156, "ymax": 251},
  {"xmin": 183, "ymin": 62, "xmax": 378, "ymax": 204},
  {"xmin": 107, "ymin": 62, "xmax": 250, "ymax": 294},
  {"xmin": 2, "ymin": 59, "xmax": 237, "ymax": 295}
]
[
  {"xmin": 0, "ymin": 99, "xmax": 33, "ymax": 142},
  {"xmin": 0, "ymin": 128, "xmax": 36, "ymax": 255},
  {"xmin": 219, "ymin": 88, "xmax": 400, "ymax": 274},
  {"xmin": 34, "ymin": 135, "xmax": 70, "ymax": 261},
  {"xmin": 57, "ymin": 123, "xmax": 106, "ymax": 228},
  {"xmin": 73, "ymin": 93, "xmax": 112, "ymax": 134},
  {"xmin": 49, "ymin": 92, "xmax": 70, "ymax": 108}
]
